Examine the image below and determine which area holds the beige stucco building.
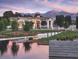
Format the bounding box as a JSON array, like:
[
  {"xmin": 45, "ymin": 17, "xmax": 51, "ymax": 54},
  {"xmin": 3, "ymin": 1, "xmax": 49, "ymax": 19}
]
[{"xmin": 10, "ymin": 14, "xmax": 56, "ymax": 30}]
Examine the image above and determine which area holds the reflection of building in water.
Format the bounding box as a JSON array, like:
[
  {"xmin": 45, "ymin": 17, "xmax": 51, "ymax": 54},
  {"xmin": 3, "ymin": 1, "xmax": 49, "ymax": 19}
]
[{"xmin": 10, "ymin": 13, "xmax": 56, "ymax": 30}]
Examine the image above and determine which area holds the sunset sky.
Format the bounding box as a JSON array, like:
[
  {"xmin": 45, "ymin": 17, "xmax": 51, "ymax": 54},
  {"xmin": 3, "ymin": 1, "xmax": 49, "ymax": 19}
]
[{"xmin": 0, "ymin": 0, "xmax": 78, "ymax": 16}]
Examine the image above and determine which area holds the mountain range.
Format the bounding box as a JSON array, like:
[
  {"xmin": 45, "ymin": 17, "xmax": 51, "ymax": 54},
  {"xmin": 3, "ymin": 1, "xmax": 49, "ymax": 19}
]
[
  {"xmin": 43, "ymin": 10, "xmax": 77, "ymax": 19},
  {"xmin": 19, "ymin": 10, "xmax": 78, "ymax": 20}
]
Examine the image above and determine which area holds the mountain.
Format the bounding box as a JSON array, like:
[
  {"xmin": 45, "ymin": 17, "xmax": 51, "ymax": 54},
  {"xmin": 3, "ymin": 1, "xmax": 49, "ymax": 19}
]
[
  {"xmin": 15, "ymin": 10, "xmax": 78, "ymax": 20},
  {"xmin": 43, "ymin": 10, "xmax": 78, "ymax": 20}
]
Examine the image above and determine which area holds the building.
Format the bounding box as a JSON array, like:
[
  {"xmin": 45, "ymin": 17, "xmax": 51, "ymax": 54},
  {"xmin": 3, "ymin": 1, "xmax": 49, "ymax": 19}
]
[{"xmin": 10, "ymin": 13, "xmax": 56, "ymax": 30}]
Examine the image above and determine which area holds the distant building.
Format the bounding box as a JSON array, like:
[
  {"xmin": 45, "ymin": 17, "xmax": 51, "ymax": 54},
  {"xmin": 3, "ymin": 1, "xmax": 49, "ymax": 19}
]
[
  {"xmin": 9, "ymin": 13, "xmax": 77, "ymax": 31},
  {"xmin": 10, "ymin": 13, "xmax": 56, "ymax": 30}
]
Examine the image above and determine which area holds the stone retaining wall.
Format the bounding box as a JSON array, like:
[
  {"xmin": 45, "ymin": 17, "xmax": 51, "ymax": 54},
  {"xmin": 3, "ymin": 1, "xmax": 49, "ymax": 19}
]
[{"xmin": 49, "ymin": 40, "xmax": 78, "ymax": 59}]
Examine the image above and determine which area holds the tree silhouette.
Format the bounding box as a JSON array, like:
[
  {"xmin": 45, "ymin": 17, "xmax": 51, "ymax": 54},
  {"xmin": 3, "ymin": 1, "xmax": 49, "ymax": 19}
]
[
  {"xmin": 64, "ymin": 15, "xmax": 72, "ymax": 28},
  {"xmin": 14, "ymin": 12, "xmax": 22, "ymax": 17},
  {"xmin": 3, "ymin": 11, "xmax": 14, "ymax": 18},
  {"xmin": 55, "ymin": 15, "xmax": 72, "ymax": 28},
  {"xmin": 55, "ymin": 15, "xmax": 65, "ymax": 27}
]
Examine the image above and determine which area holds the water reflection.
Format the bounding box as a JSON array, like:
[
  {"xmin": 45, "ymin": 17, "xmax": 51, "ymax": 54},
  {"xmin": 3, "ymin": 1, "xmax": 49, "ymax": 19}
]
[
  {"xmin": 23, "ymin": 42, "xmax": 31, "ymax": 52},
  {"xmin": 0, "ymin": 40, "xmax": 9, "ymax": 56},
  {"xmin": 0, "ymin": 40, "xmax": 48, "ymax": 59},
  {"xmin": 11, "ymin": 42, "xmax": 19, "ymax": 56}
]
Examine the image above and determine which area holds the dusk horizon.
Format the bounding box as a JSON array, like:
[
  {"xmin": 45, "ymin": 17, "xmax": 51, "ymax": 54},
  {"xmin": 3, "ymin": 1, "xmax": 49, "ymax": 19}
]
[
  {"xmin": 0, "ymin": 0, "xmax": 78, "ymax": 59},
  {"xmin": 0, "ymin": 0, "xmax": 78, "ymax": 16}
]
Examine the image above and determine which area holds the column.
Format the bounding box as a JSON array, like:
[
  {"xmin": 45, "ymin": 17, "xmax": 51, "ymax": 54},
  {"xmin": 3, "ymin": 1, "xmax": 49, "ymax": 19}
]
[
  {"xmin": 47, "ymin": 20, "xmax": 49, "ymax": 29},
  {"xmin": 32, "ymin": 19, "xmax": 36, "ymax": 29},
  {"xmin": 33, "ymin": 23, "xmax": 36, "ymax": 29},
  {"xmin": 51, "ymin": 20, "xmax": 54, "ymax": 30},
  {"xmin": 39, "ymin": 21, "xmax": 41, "ymax": 29}
]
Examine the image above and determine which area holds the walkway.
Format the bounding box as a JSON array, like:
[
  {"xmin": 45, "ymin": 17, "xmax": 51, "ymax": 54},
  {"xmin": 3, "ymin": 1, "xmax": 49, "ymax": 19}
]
[{"xmin": 0, "ymin": 32, "xmax": 62, "ymax": 41}]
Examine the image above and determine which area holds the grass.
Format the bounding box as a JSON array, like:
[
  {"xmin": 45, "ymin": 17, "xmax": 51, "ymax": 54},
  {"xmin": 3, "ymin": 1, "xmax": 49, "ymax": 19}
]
[
  {"xmin": 39, "ymin": 31, "xmax": 78, "ymax": 43},
  {"xmin": 30, "ymin": 29, "xmax": 65, "ymax": 33},
  {"xmin": 0, "ymin": 29, "xmax": 65, "ymax": 37},
  {"xmin": 0, "ymin": 30, "xmax": 78, "ymax": 43}
]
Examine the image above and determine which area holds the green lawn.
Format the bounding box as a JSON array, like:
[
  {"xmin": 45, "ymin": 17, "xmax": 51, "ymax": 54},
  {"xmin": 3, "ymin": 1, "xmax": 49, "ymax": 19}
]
[{"xmin": 30, "ymin": 29, "xmax": 65, "ymax": 33}]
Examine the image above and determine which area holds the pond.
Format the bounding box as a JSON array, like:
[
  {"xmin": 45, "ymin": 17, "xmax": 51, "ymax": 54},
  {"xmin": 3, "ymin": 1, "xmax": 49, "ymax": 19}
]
[{"xmin": 0, "ymin": 40, "xmax": 49, "ymax": 59}]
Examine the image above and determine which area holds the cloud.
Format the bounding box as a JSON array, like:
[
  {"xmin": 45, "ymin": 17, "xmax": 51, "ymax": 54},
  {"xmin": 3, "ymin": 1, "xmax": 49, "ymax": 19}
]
[
  {"xmin": 42, "ymin": 0, "xmax": 78, "ymax": 13},
  {"xmin": 0, "ymin": 0, "xmax": 78, "ymax": 16},
  {"xmin": 0, "ymin": 4, "xmax": 34, "ymax": 16},
  {"xmin": 0, "ymin": 0, "xmax": 51, "ymax": 14}
]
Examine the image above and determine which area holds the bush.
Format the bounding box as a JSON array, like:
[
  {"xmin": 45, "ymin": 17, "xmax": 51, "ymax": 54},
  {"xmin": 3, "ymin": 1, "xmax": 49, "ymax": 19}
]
[
  {"xmin": 40, "ymin": 31, "xmax": 78, "ymax": 42},
  {"xmin": 23, "ymin": 21, "xmax": 33, "ymax": 31},
  {"xmin": 11, "ymin": 21, "xmax": 18, "ymax": 31}
]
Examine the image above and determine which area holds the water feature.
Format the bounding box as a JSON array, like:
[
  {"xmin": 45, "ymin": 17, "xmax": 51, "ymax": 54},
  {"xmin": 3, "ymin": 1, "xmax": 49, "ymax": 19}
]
[
  {"xmin": 0, "ymin": 40, "xmax": 49, "ymax": 59},
  {"xmin": 0, "ymin": 32, "xmax": 62, "ymax": 59}
]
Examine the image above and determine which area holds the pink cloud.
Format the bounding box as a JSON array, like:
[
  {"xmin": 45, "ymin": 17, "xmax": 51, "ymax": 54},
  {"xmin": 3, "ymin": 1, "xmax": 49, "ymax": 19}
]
[
  {"xmin": 43, "ymin": 0, "xmax": 78, "ymax": 13},
  {"xmin": 0, "ymin": 4, "xmax": 34, "ymax": 13},
  {"xmin": 0, "ymin": 4, "xmax": 34, "ymax": 16}
]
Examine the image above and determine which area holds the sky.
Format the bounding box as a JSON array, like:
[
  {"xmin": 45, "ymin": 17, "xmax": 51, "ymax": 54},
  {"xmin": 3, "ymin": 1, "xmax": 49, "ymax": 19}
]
[{"xmin": 0, "ymin": 0, "xmax": 78, "ymax": 16}]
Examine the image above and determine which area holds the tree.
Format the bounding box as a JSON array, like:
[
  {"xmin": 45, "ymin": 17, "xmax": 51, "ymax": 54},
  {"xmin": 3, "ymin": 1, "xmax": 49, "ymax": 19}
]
[
  {"xmin": 64, "ymin": 15, "xmax": 72, "ymax": 28},
  {"xmin": 76, "ymin": 16, "xmax": 78, "ymax": 29},
  {"xmin": 23, "ymin": 21, "xmax": 33, "ymax": 31},
  {"xmin": 55, "ymin": 15, "xmax": 65, "ymax": 27},
  {"xmin": 14, "ymin": 12, "xmax": 22, "ymax": 17},
  {"xmin": 2, "ymin": 17, "xmax": 10, "ymax": 26},
  {"xmin": 65, "ymin": 15, "xmax": 71, "ymax": 25},
  {"xmin": 0, "ymin": 17, "xmax": 9, "ymax": 30},
  {"xmin": 0, "ymin": 21, "xmax": 5, "ymax": 31},
  {"xmin": 3, "ymin": 11, "xmax": 14, "ymax": 18},
  {"xmin": 5, "ymin": 17, "xmax": 10, "ymax": 25},
  {"xmin": 0, "ymin": 17, "xmax": 10, "ymax": 30},
  {"xmin": 11, "ymin": 21, "xmax": 18, "ymax": 31},
  {"xmin": 55, "ymin": 15, "xmax": 72, "ymax": 28}
]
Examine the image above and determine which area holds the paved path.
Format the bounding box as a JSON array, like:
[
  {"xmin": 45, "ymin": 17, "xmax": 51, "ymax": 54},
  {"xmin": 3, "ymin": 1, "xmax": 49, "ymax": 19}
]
[{"xmin": 0, "ymin": 36, "xmax": 35, "ymax": 41}]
